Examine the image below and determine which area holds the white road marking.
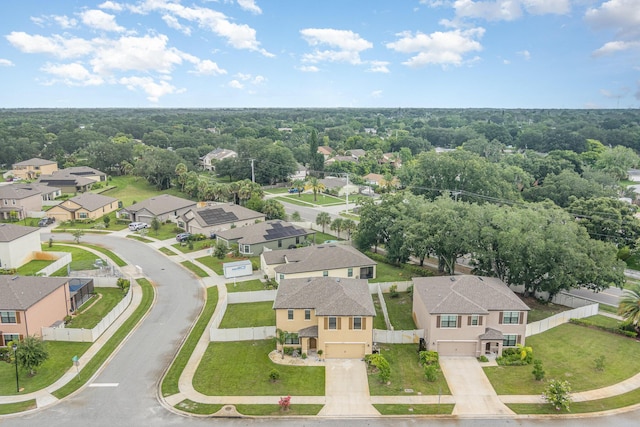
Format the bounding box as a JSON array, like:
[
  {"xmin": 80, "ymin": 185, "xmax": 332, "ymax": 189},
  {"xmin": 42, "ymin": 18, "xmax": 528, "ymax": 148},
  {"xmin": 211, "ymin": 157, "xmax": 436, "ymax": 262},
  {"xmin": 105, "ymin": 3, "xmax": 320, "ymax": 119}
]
[{"xmin": 89, "ymin": 383, "xmax": 119, "ymax": 387}]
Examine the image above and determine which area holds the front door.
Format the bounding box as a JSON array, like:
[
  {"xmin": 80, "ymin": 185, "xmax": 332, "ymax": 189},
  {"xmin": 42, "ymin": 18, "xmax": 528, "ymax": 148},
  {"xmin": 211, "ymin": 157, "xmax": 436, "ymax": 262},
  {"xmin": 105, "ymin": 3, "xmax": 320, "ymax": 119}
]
[
  {"xmin": 485, "ymin": 342, "xmax": 491, "ymax": 354},
  {"xmin": 308, "ymin": 338, "xmax": 317, "ymax": 350}
]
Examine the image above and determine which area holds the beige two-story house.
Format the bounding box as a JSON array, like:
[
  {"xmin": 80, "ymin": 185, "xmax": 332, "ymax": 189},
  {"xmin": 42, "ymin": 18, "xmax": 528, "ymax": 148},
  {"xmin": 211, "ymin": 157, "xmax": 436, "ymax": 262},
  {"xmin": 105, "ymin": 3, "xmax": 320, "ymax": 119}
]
[
  {"xmin": 47, "ymin": 193, "xmax": 119, "ymax": 222},
  {"xmin": 273, "ymin": 277, "xmax": 376, "ymax": 359},
  {"xmin": 0, "ymin": 185, "xmax": 43, "ymax": 220},
  {"xmin": 261, "ymin": 243, "xmax": 376, "ymax": 283},
  {"xmin": 412, "ymin": 275, "xmax": 530, "ymax": 357},
  {"xmin": 11, "ymin": 158, "xmax": 58, "ymax": 181}
]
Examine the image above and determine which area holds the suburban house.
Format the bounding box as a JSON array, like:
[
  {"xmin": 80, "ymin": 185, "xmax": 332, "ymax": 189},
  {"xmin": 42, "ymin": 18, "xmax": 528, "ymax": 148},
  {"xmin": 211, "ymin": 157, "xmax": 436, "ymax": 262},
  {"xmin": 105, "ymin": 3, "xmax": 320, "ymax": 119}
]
[
  {"xmin": 11, "ymin": 158, "xmax": 58, "ymax": 181},
  {"xmin": 273, "ymin": 277, "xmax": 376, "ymax": 359},
  {"xmin": 119, "ymin": 194, "xmax": 196, "ymax": 224},
  {"xmin": 37, "ymin": 171, "xmax": 96, "ymax": 193},
  {"xmin": 179, "ymin": 203, "xmax": 265, "ymax": 236},
  {"xmin": 0, "ymin": 224, "xmax": 41, "ymax": 269},
  {"xmin": 13, "ymin": 182, "xmax": 61, "ymax": 202},
  {"xmin": 363, "ymin": 173, "xmax": 400, "ymax": 188},
  {"xmin": 0, "ymin": 276, "xmax": 71, "ymax": 345},
  {"xmin": 325, "ymin": 155, "xmax": 357, "ymax": 166},
  {"xmin": 261, "ymin": 243, "xmax": 376, "ymax": 283},
  {"xmin": 412, "ymin": 275, "xmax": 530, "ymax": 357},
  {"xmin": 60, "ymin": 166, "xmax": 108, "ymax": 182},
  {"xmin": 317, "ymin": 145, "xmax": 334, "ymax": 160},
  {"xmin": 200, "ymin": 148, "xmax": 238, "ymax": 171},
  {"xmin": 381, "ymin": 152, "xmax": 402, "ymax": 169},
  {"xmin": 0, "ymin": 185, "xmax": 43, "ymax": 220},
  {"xmin": 216, "ymin": 220, "xmax": 315, "ymax": 256},
  {"xmin": 46, "ymin": 193, "xmax": 119, "ymax": 222},
  {"xmin": 289, "ymin": 163, "xmax": 308, "ymax": 181},
  {"xmin": 347, "ymin": 149, "xmax": 367, "ymax": 161},
  {"xmin": 320, "ymin": 176, "xmax": 360, "ymax": 196}
]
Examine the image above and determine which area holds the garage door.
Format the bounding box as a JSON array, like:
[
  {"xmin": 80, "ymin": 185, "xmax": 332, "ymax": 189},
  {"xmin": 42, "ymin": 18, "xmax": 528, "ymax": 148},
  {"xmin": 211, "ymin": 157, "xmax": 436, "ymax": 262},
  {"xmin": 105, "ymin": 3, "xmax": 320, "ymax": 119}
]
[
  {"xmin": 325, "ymin": 343, "xmax": 366, "ymax": 359},
  {"xmin": 437, "ymin": 341, "xmax": 477, "ymax": 357}
]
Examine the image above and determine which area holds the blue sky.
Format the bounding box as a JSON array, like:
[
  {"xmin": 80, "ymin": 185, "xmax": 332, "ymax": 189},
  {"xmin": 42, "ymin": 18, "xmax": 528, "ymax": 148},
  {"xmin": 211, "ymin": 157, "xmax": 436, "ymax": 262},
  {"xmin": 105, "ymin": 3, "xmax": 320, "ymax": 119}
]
[{"xmin": 0, "ymin": 0, "xmax": 638, "ymax": 109}]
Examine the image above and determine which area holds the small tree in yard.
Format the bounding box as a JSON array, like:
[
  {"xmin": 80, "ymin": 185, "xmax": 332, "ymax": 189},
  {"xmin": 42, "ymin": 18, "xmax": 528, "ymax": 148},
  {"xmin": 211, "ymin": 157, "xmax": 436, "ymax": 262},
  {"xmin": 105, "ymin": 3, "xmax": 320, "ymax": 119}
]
[
  {"xmin": 276, "ymin": 329, "xmax": 287, "ymax": 359},
  {"xmin": 278, "ymin": 395, "xmax": 291, "ymax": 411},
  {"xmin": 16, "ymin": 336, "xmax": 49, "ymax": 376},
  {"xmin": 315, "ymin": 212, "xmax": 331, "ymax": 234},
  {"xmin": 269, "ymin": 369, "xmax": 280, "ymax": 382},
  {"xmin": 543, "ymin": 379, "xmax": 572, "ymax": 411},
  {"xmin": 117, "ymin": 278, "xmax": 130, "ymax": 294},
  {"xmin": 72, "ymin": 230, "xmax": 84, "ymax": 244},
  {"xmin": 103, "ymin": 215, "xmax": 111, "ymax": 228},
  {"xmin": 151, "ymin": 217, "xmax": 161, "ymax": 236},
  {"xmin": 365, "ymin": 353, "xmax": 391, "ymax": 383},
  {"xmin": 214, "ymin": 242, "xmax": 227, "ymax": 259},
  {"xmin": 532, "ymin": 359, "xmax": 545, "ymax": 381}
]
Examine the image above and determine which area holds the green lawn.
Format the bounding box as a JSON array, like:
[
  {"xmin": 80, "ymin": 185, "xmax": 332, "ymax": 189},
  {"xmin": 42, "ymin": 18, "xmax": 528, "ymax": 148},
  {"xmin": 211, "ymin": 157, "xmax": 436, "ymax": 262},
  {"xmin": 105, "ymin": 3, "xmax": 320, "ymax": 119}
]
[
  {"xmin": 43, "ymin": 244, "xmax": 102, "ymax": 274},
  {"xmin": 174, "ymin": 400, "xmax": 223, "ymax": 415},
  {"xmin": 0, "ymin": 400, "xmax": 37, "ymax": 415},
  {"xmin": 235, "ymin": 404, "xmax": 324, "ymax": 416},
  {"xmin": 67, "ymin": 288, "xmax": 127, "ymax": 329},
  {"xmin": 368, "ymin": 344, "xmax": 450, "ymax": 396},
  {"xmin": 372, "ymin": 295, "xmax": 387, "ymax": 329},
  {"xmin": 226, "ymin": 279, "xmax": 267, "ymax": 293},
  {"xmin": 507, "ymin": 386, "xmax": 640, "ymax": 414},
  {"xmin": 277, "ymin": 193, "xmax": 345, "ymax": 207},
  {"xmin": 162, "ymin": 286, "xmax": 218, "ymax": 397},
  {"xmin": 54, "ymin": 211, "xmax": 127, "ymax": 231},
  {"xmin": 16, "ymin": 259, "xmax": 54, "ymax": 275},
  {"xmin": 138, "ymin": 222, "xmax": 185, "ymax": 240},
  {"xmin": 522, "ymin": 296, "xmax": 570, "ymax": 323},
  {"xmin": 172, "ymin": 240, "xmax": 216, "ymax": 253},
  {"xmin": 0, "ymin": 341, "xmax": 91, "ymax": 395},
  {"xmin": 180, "ymin": 261, "xmax": 209, "ymax": 277},
  {"xmin": 196, "ymin": 254, "xmax": 254, "ymax": 275},
  {"xmin": 102, "ymin": 175, "xmax": 194, "ymax": 207},
  {"xmin": 383, "ymin": 292, "xmax": 416, "ymax": 330},
  {"xmin": 219, "ymin": 302, "xmax": 275, "ymax": 328},
  {"xmin": 77, "ymin": 244, "xmax": 127, "ymax": 266},
  {"xmin": 158, "ymin": 246, "xmax": 177, "ymax": 256},
  {"xmin": 485, "ymin": 323, "xmax": 640, "ymax": 395},
  {"xmin": 193, "ymin": 340, "xmax": 325, "ymax": 396},
  {"xmin": 127, "ymin": 235, "xmax": 154, "ymax": 243},
  {"xmin": 374, "ymin": 404, "xmax": 454, "ymax": 415},
  {"xmin": 313, "ymin": 231, "xmax": 340, "ymax": 244},
  {"xmin": 370, "ymin": 262, "xmax": 414, "ymax": 283},
  {"xmin": 583, "ymin": 314, "xmax": 623, "ymax": 329}
]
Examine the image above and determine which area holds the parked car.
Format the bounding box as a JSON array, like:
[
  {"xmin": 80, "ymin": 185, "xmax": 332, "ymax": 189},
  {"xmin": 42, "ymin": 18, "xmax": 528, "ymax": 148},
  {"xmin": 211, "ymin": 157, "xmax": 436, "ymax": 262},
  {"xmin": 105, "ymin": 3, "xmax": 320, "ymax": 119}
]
[
  {"xmin": 176, "ymin": 232, "xmax": 192, "ymax": 242},
  {"xmin": 128, "ymin": 222, "xmax": 149, "ymax": 231},
  {"xmin": 288, "ymin": 188, "xmax": 300, "ymax": 193},
  {"xmin": 38, "ymin": 217, "xmax": 55, "ymax": 227}
]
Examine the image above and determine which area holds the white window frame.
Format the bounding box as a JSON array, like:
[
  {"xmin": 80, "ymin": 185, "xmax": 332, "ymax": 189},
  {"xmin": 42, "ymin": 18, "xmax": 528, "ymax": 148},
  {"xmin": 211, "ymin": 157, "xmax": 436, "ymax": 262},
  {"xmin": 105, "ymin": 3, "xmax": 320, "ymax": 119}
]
[
  {"xmin": 353, "ymin": 316, "xmax": 362, "ymax": 330},
  {"xmin": 328, "ymin": 316, "xmax": 337, "ymax": 330},
  {"xmin": 502, "ymin": 311, "xmax": 520, "ymax": 324},
  {"xmin": 440, "ymin": 314, "xmax": 457, "ymax": 328},
  {"xmin": 0, "ymin": 311, "xmax": 17, "ymax": 324},
  {"xmin": 503, "ymin": 334, "xmax": 517, "ymax": 347},
  {"xmin": 287, "ymin": 309, "xmax": 294, "ymax": 320},
  {"xmin": 470, "ymin": 314, "xmax": 480, "ymax": 326},
  {"xmin": 304, "ymin": 309, "xmax": 311, "ymax": 320}
]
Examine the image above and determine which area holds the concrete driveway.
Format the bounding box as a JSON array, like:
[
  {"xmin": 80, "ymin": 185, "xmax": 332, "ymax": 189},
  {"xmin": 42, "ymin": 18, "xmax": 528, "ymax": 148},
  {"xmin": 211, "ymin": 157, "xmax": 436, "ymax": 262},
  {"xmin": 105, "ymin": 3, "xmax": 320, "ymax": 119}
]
[
  {"xmin": 318, "ymin": 359, "xmax": 379, "ymax": 417},
  {"xmin": 439, "ymin": 357, "xmax": 514, "ymax": 416}
]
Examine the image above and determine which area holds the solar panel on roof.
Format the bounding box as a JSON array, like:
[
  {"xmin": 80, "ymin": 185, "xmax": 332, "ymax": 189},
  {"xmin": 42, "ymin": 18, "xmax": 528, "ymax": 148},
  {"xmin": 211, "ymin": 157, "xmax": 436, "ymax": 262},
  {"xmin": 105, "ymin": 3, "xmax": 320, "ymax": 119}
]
[
  {"xmin": 197, "ymin": 208, "xmax": 238, "ymax": 225},
  {"xmin": 264, "ymin": 225, "xmax": 307, "ymax": 240}
]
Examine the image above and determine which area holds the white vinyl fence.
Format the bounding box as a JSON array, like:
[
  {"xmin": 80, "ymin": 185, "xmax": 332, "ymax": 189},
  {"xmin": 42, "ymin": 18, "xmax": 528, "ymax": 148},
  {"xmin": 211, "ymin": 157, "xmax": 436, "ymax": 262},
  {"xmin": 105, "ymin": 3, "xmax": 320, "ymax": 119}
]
[
  {"xmin": 42, "ymin": 288, "xmax": 133, "ymax": 342},
  {"xmin": 526, "ymin": 303, "xmax": 599, "ymax": 337},
  {"xmin": 373, "ymin": 329, "xmax": 424, "ymax": 344},
  {"xmin": 210, "ymin": 289, "xmax": 277, "ymax": 341},
  {"xmin": 36, "ymin": 252, "xmax": 72, "ymax": 277}
]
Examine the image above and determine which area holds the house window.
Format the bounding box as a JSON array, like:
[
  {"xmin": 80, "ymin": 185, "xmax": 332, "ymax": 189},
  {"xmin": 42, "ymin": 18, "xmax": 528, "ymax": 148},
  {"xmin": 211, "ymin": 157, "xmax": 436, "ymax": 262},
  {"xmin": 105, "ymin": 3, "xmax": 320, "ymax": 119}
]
[
  {"xmin": 503, "ymin": 334, "xmax": 518, "ymax": 347},
  {"xmin": 279, "ymin": 274, "xmax": 284, "ymax": 281},
  {"xmin": 278, "ymin": 239, "xmax": 282, "ymax": 248},
  {"xmin": 502, "ymin": 311, "xmax": 520, "ymax": 324},
  {"xmin": 12, "ymin": 199, "xmax": 16, "ymax": 205},
  {"xmin": 242, "ymin": 244, "xmax": 250, "ymax": 254},
  {"xmin": 3, "ymin": 333, "xmax": 20, "ymax": 345},
  {"xmin": 79, "ymin": 212, "xmax": 88, "ymax": 219},
  {"xmin": 287, "ymin": 309, "xmax": 294, "ymax": 320},
  {"xmin": 439, "ymin": 315, "xmax": 457, "ymax": 328},
  {"xmin": 353, "ymin": 317, "xmax": 362, "ymax": 330},
  {"xmin": 284, "ymin": 333, "xmax": 300, "ymax": 345},
  {"xmin": 347, "ymin": 268, "xmax": 353, "ymax": 277},
  {"xmin": 304, "ymin": 309, "xmax": 311, "ymax": 320},
  {"xmin": 328, "ymin": 316, "xmax": 337, "ymax": 330},
  {"xmin": 469, "ymin": 315, "xmax": 480, "ymax": 326},
  {"xmin": 0, "ymin": 311, "xmax": 17, "ymax": 324},
  {"xmin": 296, "ymin": 236, "xmax": 300, "ymax": 244},
  {"xmin": 323, "ymin": 270, "xmax": 328, "ymax": 277}
]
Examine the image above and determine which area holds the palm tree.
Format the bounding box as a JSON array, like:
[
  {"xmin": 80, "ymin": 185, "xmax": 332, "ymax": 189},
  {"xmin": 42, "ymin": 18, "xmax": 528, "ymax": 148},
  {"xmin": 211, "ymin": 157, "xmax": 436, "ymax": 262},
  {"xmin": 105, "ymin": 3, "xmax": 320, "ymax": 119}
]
[
  {"xmin": 291, "ymin": 178, "xmax": 305, "ymax": 197},
  {"xmin": 618, "ymin": 283, "xmax": 640, "ymax": 332},
  {"xmin": 342, "ymin": 219, "xmax": 356, "ymax": 240},
  {"xmin": 305, "ymin": 177, "xmax": 326, "ymax": 202},
  {"xmin": 330, "ymin": 218, "xmax": 343, "ymax": 238},
  {"xmin": 175, "ymin": 162, "xmax": 188, "ymax": 191},
  {"xmin": 316, "ymin": 212, "xmax": 331, "ymax": 234}
]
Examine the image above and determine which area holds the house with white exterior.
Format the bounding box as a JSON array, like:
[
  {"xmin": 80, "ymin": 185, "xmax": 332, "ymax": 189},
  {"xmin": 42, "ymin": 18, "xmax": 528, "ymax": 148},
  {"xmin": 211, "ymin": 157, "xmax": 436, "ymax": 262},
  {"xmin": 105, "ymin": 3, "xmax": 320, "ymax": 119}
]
[
  {"xmin": 200, "ymin": 148, "xmax": 238, "ymax": 171},
  {"xmin": 0, "ymin": 224, "xmax": 41, "ymax": 270}
]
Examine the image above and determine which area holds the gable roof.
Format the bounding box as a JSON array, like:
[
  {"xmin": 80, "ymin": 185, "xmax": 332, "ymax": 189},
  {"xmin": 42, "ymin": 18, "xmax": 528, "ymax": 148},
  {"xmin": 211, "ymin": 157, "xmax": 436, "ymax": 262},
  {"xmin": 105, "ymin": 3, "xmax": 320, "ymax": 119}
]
[
  {"xmin": 264, "ymin": 244, "xmax": 376, "ymax": 274},
  {"xmin": 0, "ymin": 276, "xmax": 69, "ymax": 310},
  {"xmin": 412, "ymin": 275, "xmax": 530, "ymax": 314},
  {"xmin": 61, "ymin": 166, "xmax": 106, "ymax": 177},
  {"xmin": 13, "ymin": 158, "xmax": 57, "ymax": 167},
  {"xmin": 0, "ymin": 223, "xmax": 39, "ymax": 243},
  {"xmin": 63, "ymin": 193, "xmax": 118, "ymax": 212},
  {"xmin": 183, "ymin": 203, "xmax": 264, "ymax": 227},
  {"xmin": 217, "ymin": 220, "xmax": 312, "ymax": 245},
  {"xmin": 13, "ymin": 182, "xmax": 60, "ymax": 195},
  {"xmin": 124, "ymin": 194, "xmax": 195, "ymax": 216},
  {"xmin": 0, "ymin": 185, "xmax": 42, "ymax": 200},
  {"xmin": 37, "ymin": 172, "xmax": 95, "ymax": 187},
  {"xmin": 318, "ymin": 146, "xmax": 334, "ymax": 155},
  {"xmin": 202, "ymin": 148, "xmax": 237, "ymax": 161},
  {"xmin": 273, "ymin": 277, "xmax": 375, "ymax": 317}
]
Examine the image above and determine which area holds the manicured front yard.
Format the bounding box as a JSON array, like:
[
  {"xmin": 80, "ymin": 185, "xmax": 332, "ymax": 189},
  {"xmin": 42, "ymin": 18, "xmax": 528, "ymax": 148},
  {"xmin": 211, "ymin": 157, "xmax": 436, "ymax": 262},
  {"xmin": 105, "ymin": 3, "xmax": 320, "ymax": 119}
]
[
  {"xmin": 219, "ymin": 302, "xmax": 275, "ymax": 328},
  {"xmin": 226, "ymin": 279, "xmax": 268, "ymax": 293},
  {"xmin": 485, "ymin": 323, "xmax": 640, "ymax": 395},
  {"xmin": 16, "ymin": 259, "xmax": 54, "ymax": 275},
  {"xmin": 195, "ymin": 254, "xmax": 255, "ymax": 275},
  {"xmin": 67, "ymin": 287, "xmax": 127, "ymax": 329},
  {"xmin": 180, "ymin": 261, "xmax": 209, "ymax": 277},
  {"xmin": 193, "ymin": 340, "xmax": 325, "ymax": 396},
  {"xmin": 374, "ymin": 404, "xmax": 454, "ymax": 415},
  {"xmin": 43, "ymin": 244, "xmax": 102, "ymax": 274},
  {"xmin": 367, "ymin": 344, "xmax": 450, "ymax": 396}
]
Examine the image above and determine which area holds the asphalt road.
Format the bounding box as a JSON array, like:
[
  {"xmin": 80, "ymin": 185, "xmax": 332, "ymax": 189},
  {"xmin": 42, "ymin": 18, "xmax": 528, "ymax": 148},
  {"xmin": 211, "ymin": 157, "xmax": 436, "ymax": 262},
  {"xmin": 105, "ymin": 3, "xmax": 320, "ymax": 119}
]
[{"xmin": 2, "ymin": 233, "xmax": 640, "ymax": 426}]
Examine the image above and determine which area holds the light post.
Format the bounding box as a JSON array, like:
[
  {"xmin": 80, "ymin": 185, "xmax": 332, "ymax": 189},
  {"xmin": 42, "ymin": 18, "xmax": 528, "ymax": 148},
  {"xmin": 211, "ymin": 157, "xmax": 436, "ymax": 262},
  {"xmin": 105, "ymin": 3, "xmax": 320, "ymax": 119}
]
[{"xmin": 12, "ymin": 343, "xmax": 19, "ymax": 393}]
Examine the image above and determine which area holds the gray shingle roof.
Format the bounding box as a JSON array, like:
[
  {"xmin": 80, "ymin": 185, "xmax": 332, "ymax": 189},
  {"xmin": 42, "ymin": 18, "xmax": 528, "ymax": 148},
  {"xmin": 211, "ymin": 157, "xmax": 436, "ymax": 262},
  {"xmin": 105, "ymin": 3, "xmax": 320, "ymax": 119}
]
[
  {"xmin": 37, "ymin": 172, "xmax": 95, "ymax": 187},
  {"xmin": 264, "ymin": 244, "xmax": 376, "ymax": 274},
  {"xmin": 273, "ymin": 277, "xmax": 375, "ymax": 317},
  {"xmin": 13, "ymin": 158, "xmax": 57, "ymax": 167},
  {"xmin": 185, "ymin": 203, "xmax": 264, "ymax": 227},
  {"xmin": 0, "ymin": 223, "xmax": 39, "ymax": 242},
  {"xmin": 124, "ymin": 194, "xmax": 195, "ymax": 216},
  {"xmin": 0, "ymin": 276, "xmax": 69, "ymax": 310},
  {"xmin": 412, "ymin": 275, "xmax": 530, "ymax": 314},
  {"xmin": 62, "ymin": 166, "xmax": 106, "ymax": 177},
  {"xmin": 479, "ymin": 328, "xmax": 504, "ymax": 340},
  {"xmin": 66, "ymin": 193, "xmax": 118, "ymax": 212},
  {"xmin": 217, "ymin": 220, "xmax": 312, "ymax": 245},
  {"xmin": 0, "ymin": 185, "xmax": 42, "ymax": 200}
]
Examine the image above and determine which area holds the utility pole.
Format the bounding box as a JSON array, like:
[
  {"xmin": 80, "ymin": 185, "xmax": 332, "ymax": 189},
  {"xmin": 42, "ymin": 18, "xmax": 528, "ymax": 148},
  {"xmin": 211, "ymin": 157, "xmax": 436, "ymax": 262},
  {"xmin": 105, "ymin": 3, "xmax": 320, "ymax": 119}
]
[
  {"xmin": 250, "ymin": 158, "xmax": 255, "ymax": 183},
  {"xmin": 345, "ymin": 173, "xmax": 350, "ymax": 213}
]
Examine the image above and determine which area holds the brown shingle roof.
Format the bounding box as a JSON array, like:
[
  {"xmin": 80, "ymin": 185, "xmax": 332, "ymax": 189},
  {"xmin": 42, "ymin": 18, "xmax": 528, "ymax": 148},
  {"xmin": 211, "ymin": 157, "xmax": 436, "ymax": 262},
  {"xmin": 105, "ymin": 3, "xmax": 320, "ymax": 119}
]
[
  {"xmin": 124, "ymin": 194, "xmax": 195, "ymax": 216},
  {"xmin": 0, "ymin": 185, "xmax": 41, "ymax": 200},
  {"xmin": 264, "ymin": 244, "xmax": 376, "ymax": 274},
  {"xmin": 0, "ymin": 276, "xmax": 68, "ymax": 310},
  {"xmin": 13, "ymin": 158, "xmax": 57, "ymax": 167},
  {"xmin": 412, "ymin": 275, "xmax": 530, "ymax": 314},
  {"xmin": 185, "ymin": 203, "xmax": 264, "ymax": 227},
  {"xmin": 217, "ymin": 220, "xmax": 312, "ymax": 245},
  {"xmin": 67, "ymin": 193, "xmax": 118, "ymax": 212},
  {"xmin": 0, "ymin": 223, "xmax": 39, "ymax": 242},
  {"xmin": 273, "ymin": 277, "xmax": 375, "ymax": 317}
]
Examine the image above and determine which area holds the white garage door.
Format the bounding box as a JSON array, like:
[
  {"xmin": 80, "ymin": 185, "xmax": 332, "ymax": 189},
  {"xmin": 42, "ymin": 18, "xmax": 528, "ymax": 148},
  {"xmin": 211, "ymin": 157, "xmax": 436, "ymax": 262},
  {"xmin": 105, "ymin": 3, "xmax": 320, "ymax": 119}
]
[
  {"xmin": 437, "ymin": 341, "xmax": 477, "ymax": 357},
  {"xmin": 325, "ymin": 343, "xmax": 366, "ymax": 359}
]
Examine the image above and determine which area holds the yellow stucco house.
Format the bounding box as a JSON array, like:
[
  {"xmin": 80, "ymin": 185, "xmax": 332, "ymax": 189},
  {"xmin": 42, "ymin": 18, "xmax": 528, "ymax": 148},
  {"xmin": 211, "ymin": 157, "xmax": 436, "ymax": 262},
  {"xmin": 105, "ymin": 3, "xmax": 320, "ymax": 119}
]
[
  {"xmin": 11, "ymin": 158, "xmax": 58, "ymax": 181},
  {"xmin": 273, "ymin": 277, "xmax": 376, "ymax": 359},
  {"xmin": 47, "ymin": 193, "xmax": 119, "ymax": 222}
]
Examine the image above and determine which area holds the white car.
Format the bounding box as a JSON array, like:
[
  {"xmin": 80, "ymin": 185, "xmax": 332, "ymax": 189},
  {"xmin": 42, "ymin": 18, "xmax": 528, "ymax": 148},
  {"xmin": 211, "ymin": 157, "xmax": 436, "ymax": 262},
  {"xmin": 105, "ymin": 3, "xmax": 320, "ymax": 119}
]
[{"xmin": 128, "ymin": 222, "xmax": 149, "ymax": 231}]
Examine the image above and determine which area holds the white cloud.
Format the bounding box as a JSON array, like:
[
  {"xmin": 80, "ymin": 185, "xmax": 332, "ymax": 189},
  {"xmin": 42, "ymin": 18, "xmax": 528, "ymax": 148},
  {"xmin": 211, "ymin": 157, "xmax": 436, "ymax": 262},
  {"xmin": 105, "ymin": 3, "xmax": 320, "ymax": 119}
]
[
  {"xmin": 452, "ymin": 0, "xmax": 570, "ymax": 22},
  {"xmin": 368, "ymin": 60, "xmax": 390, "ymax": 73},
  {"xmin": 233, "ymin": 73, "xmax": 265, "ymax": 84},
  {"xmin": 522, "ymin": 0, "xmax": 570, "ymax": 15},
  {"xmin": 162, "ymin": 14, "xmax": 191, "ymax": 35},
  {"xmin": 300, "ymin": 28, "xmax": 373, "ymax": 65},
  {"xmin": 119, "ymin": 76, "xmax": 181, "ymax": 102},
  {"xmin": 586, "ymin": 0, "xmax": 640, "ymax": 41},
  {"xmin": 0, "ymin": 59, "xmax": 14, "ymax": 66},
  {"xmin": 517, "ymin": 49, "xmax": 531, "ymax": 60},
  {"xmin": 190, "ymin": 59, "xmax": 226, "ymax": 75},
  {"xmin": 53, "ymin": 15, "xmax": 78, "ymax": 29},
  {"xmin": 228, "ymin": 80, "xmax": 244, "ymax": 89},
  {"xmin": 98, "ymin": 1, "xmax": 124, "ymax": 12},
  {"xmin": 237, "ymin": 0, "xmax": 262, "ymax": 14},
  {"xmin": 371, "ymin": 90, "xmax": 383, "ymax": 98},
  {"xmin": 592, "ymin": 40, "xmax": 640, "ymax": 57},
  {"xmin": 387, "ymin": 28, "xmax": 484, "ymax": 67},
  {"xmin": 80, "ymin": 9, "xmax": 125, "ymax": 32},
  {"xmin": 41, "ymin": 62, "xmax": 104, "ymax": 86},
  {"xmin": 503, "ymin": 59, "xmax": 510, "ymax": 64},
  {"xmin": 6, "ymin": 32, "xmax": 94, "ymax": 59},
  {"xmin": 636, "ymin": 81, "xmax": 640, "ymax": 101},
  {"xmin": 299, "ymin": 65, "xmax": 319, "ymax": 72}
]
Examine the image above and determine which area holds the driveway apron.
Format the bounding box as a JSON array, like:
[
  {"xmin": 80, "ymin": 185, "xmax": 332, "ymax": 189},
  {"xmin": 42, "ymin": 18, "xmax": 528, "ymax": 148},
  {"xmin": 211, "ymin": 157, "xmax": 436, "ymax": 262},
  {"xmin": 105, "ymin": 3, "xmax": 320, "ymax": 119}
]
[
  {"xmin": 439, "ymin": 357, "xmax": 514, "ymax": 416},
  {"xmin": 318, "ymin": 359, "xmax": 380, "ymax": 417}
]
